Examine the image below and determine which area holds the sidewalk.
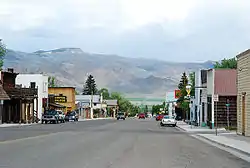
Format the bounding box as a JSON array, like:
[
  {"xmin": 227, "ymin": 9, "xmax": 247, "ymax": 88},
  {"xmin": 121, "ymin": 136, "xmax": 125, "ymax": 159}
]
[
  {"xmin": 0, "ymin": 118, "xmax": 114, "ymax": 128},
  {"xmin": 177, "ymin": 121, "xmax": 250, "ymax": 156},
  {"xmin": 198, "ymin": 133, "xmax": 250, "ymax": 156},
  {"xmin": 0, "ymin": 123, "xmax": 36, "ymax": 128},
  {"xmin": 177, "ymin": 121, "xmax": 227, "ymax": 133}
]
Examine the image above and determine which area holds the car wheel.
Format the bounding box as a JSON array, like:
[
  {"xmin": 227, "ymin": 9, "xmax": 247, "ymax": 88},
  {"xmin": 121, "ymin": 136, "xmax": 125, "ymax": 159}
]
[
  {"xmin": 123, "ymin": 118, "xmax": 125, "ymax": 120},
  {"xmin": 173, "ymin": 124, "xmax": 176, "ymax": 127},
  {"xmin": 160, "ymin": 122, "xmax": 164, "ymax": 126}
]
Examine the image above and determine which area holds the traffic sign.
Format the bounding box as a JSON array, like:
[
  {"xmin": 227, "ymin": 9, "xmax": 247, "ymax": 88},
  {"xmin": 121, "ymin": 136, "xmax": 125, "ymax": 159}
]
[
  {"xmin": 225, "ymin": 103, "xmax": 230, "ymax": 107},
  {"xmin": 201, "ymin": 96, "xmax": 207, "ymax": 103},
  {"xmin": 213, "ymin": 94, "xmax": 219, "ymax": 102}
]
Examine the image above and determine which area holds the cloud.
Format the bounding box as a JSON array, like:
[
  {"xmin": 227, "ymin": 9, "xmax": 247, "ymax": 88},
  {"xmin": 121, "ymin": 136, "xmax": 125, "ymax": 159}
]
[{"xmin": 1, "ymin": 0, "xmax": 250, "ymax": 62}]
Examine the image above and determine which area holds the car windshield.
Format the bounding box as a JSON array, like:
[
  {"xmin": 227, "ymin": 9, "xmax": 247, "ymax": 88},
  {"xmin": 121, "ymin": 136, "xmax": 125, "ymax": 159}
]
[
  {"xmin": 45, "ymin": 111, "xmax": 57, "ymax": 115},
  {"xmin": 118, "ymin": 112, "xmax": 124, "ymax": 115},
  {"xmin": 164, "ymin": 116, "xmax": 174, "ymax": 119}
]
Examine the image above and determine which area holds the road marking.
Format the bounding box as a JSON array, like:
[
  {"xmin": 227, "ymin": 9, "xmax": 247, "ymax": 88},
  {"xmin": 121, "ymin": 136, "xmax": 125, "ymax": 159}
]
[{"xmin": 0, "ymin": 132, "xmax": 69, "ymax": 144}]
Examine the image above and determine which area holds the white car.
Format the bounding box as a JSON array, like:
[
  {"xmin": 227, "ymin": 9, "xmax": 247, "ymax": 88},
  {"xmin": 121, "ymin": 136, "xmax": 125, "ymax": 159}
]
[{"xmin": 160, "ymin": 116, "xmax": 177, "ymax": 127}]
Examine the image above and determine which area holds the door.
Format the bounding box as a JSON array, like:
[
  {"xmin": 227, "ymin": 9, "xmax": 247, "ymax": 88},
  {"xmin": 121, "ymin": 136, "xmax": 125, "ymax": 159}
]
[{"xmin": 242, "ymin": 95, "xmax": 246, "ymax": 135}]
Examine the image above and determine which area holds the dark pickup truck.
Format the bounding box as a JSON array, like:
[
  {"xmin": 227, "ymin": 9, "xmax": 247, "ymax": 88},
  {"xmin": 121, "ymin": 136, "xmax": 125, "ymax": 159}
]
[{"xmin": 117, "ymin": 112, "xmax": 125, "ymax": 120}]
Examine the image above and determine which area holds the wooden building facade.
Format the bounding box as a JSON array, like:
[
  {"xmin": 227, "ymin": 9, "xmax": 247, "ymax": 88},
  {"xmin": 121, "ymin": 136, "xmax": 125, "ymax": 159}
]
[
  {"xmin": 0, "ymin": 68, "xmax": 38, "ymax": 124},
  {"xmin": 206, "ymin": 69, "xmax": 237, "ymax": 128}
]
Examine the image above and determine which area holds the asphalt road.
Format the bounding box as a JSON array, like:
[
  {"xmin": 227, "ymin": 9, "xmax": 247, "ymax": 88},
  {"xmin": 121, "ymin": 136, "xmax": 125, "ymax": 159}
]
[{"xmin": 0, "ymin": 118, "xmax": 250, "ymax": 168}]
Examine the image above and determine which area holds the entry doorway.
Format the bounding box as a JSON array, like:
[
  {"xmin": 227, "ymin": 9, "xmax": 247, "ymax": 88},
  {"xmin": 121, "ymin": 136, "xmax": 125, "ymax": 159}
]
[{"xmin": 242, "ymin": 94, "xmax": 246, "ymax": 136}]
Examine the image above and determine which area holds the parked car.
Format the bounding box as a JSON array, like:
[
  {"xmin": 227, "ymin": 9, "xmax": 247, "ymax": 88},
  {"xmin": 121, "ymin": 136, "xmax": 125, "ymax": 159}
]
[
  {"xmin": 58, "ymin": 111, "xmax": 65, "ymax": 123},
  {"xmin": 117, "ymin": 112, "xmax": 125, "ymax": 120},
  {"xmin": 41, "ymin": 110, "xmax": 60, "ymax": 124},
  {"xmin": 160, "ymin": 115, "xmax": 177, "ymax": 127},
  {"xmin": 156, "ymin": 114, "xmax": 164, "ymax": 121},
  {"xmin": 65, "ymin": 111, "xmax": 79, "ymax": 122},
  {"xmin": 138, "ymin": 113, "xmax": 146, "ymax": 119}
]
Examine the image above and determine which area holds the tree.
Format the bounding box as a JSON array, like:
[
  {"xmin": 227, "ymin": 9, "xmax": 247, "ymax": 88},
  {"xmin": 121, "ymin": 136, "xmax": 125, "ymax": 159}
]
[
  {"xmin": 48, "ymin": 76, "xmax": 60, "ymax": 87},
  {"xmin": 0, "ymin": 39, "xmax": 6, "ymax": 70},
  {"xmin": 82, "ymin": 74, "xmax": 98, "ymax": 95},
  {"xmin": 189, "ymin": 72, "xmax": 195, "ymax": 97},
  {"xmin": 75, "ymin": 90, "xmax": 79, "ymax": 95},
  {"xmin": 177, "ymin": 72, "xmax": 189, "ymax": 103},
  {"xmin": 214, "ymin": 57, "xmax": 237, "ymax": 69},
  {"xmin": 145, "ymin": 105, "xmax": 148, "ymax": 112},
  {"xmin": 109, "ymin": 92, "xmax": 137, "ymax": 116},
  {"xmin": 98, "ymin": 88, "xmax": 110, "ymax": 99},
  {"xmin": 152, "ymin": 102, "xmax": 166, "ymax": 115},
  {"xmin": 177, "ymin": 72, "xmax": 190, "ymax": 117},
  {"xmin": 178, "ymin": 72, "xmax": 188, "ymax": 90}
]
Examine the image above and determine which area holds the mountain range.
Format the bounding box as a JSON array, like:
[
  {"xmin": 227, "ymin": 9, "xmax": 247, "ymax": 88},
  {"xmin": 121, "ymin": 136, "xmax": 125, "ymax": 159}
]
[{"xmin": 3, "ymin": 48, "xmax": 214, "ymax": 97}]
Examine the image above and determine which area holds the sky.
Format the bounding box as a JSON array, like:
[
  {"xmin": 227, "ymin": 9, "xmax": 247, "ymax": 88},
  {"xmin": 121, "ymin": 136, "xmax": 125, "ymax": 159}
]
[{"xmin": 1, "ymin": 0, "xmax": 250, "ymax": 62}]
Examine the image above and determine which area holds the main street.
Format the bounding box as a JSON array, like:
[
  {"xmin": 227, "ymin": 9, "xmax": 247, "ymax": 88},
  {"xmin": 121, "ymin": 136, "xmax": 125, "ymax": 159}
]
[{"xmin": 0, "ymin": 119, "xmax": 249, "ymax": 168}]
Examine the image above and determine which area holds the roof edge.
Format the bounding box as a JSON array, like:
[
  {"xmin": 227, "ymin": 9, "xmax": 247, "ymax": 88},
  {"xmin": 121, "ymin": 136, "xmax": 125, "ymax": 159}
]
[{"xmin": 236, "ymin": 49, "xmax": 250, "ymax": 58}]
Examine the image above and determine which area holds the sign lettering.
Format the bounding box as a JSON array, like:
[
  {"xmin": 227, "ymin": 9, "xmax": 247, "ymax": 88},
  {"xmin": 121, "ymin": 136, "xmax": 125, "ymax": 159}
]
[{"xmin": 54, "ymin": 96, "xmax": 67, "ymax": 103}]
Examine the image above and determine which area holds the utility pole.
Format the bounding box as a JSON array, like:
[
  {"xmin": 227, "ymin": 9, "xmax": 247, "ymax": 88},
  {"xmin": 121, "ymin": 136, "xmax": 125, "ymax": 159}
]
[
  {"xmin": 226, "ymin": 98, "xmax": 230, "ymax": 129},
  {"xmin": 90, "ymin": 91, "xmax": 93, "ymax": 119},
  {"xmin": 100, "ymin": 92, "xmax": 103, "ymax": 117},
  {"xmin": 215, "ymin": 101, "xmax": 218, "ymax": 136}
]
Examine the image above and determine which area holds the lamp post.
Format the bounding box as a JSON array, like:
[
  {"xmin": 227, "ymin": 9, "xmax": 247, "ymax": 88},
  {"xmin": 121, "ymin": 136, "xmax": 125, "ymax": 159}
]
[{"xmin": 186, "ymin": 84, "xmax": 191, "ymax": 122}]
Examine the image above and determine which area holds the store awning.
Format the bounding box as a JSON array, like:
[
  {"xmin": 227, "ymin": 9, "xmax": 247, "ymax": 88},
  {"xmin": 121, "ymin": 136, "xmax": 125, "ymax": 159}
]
[{"xmin": 49, "ymin": 103, "xmax": 66, "ymax": 108}]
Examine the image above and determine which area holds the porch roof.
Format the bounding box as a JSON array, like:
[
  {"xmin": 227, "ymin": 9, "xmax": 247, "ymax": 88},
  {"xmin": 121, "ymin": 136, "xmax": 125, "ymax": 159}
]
[
  {"xmin": 49, "ymin": 103, "xmax": 66, "ymax": 108},
  {"xmin": 0, "ymin": 85, "xmax": 10, "ymax": 100}
]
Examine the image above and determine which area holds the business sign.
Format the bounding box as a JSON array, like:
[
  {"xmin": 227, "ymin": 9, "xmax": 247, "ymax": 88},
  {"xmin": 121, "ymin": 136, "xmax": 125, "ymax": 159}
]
[
  {"xmin": 174, "ymin": 90, "xmax": 181, "ymax": 99},
  {"xmin": 201, "ymin": 96, "xmax": 207, "ymax": 103},
  {"xmin": 166, "ymin": 91, "xmax": 176, "ymax": 102},
  {"xmin": 54, "ymin": 96, "xmax": 67, "ymax": 103},
  {"xmin": 213, "ymin": 94, "xmax": 219, "ymax": 102}
]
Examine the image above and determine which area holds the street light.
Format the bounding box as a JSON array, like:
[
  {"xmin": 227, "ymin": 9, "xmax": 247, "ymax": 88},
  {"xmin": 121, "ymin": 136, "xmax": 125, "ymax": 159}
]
[
  {"xmin": 186, "ymin": 84, "xmax": 191, "ymax": 98},
  {"xmin": 185, "ymin": 84, "xmax": 192, "ymax": 126}
]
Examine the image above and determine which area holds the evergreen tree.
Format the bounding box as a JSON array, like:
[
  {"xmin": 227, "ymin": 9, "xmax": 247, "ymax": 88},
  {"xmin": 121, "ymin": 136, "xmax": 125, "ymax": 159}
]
[
  {"xmin": 82, "ymin": 74, "xmax": 98, "ymax": 95},
  {"xmin": 189, "ymin": 72, "xmax": 195, "ymax": 97},
  {"xmin": 145, "ymin": 105, "xmax": 148, "ymax": 112},
  {"xmin": 178, "ymin": 72, "xmax": 188, "ymax": 90},
  {"xmin": 0, "ymin": 39, "xmax": 6, "ymax": 70}
]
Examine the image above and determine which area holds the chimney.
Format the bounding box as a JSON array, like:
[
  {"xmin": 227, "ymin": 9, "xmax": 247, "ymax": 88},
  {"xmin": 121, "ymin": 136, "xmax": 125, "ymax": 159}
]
[{"xmin": 7, "ymin": 68, "xmax": 14, "ymax": 73}]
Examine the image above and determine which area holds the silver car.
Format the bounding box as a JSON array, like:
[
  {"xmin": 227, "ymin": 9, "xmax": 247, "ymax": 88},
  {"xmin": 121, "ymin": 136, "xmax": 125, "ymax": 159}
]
[{"xmin": 160, "ymin": 115, "xmax": 177, "ymax": 127}]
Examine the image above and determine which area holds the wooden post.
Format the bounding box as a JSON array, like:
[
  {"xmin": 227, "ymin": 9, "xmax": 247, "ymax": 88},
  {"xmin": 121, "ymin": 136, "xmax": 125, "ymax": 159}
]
[
  {"xmin": 32, "ymin": 100, "xmax": 35, "ymax": 123},
  {"xmin": 36, "ymin": 98, "xmax": 38, "ymax": 123},
  {"xmin": 28, "ymin": 102, "xmax": 31, "ymax": 123},
  {"xmin": 24, "ymin": 101, "xmax": 27, "ymax": 124},
  {"xmin": 19, "ymin": 99, "xmax": 22, "ymax": 124}
]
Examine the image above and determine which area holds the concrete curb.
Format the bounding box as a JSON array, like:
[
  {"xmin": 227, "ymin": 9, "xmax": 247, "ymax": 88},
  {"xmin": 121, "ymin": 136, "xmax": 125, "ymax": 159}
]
[
  {"xmin": 78, "ymin": 118, "xmax": 114, "ymax": 121},
  {"xmin": 196, "ymin": 134, "xmax": 250, "ymax": 157},
  {"xmin": 176, "ymin": 125, "xmax": 229, "ymax": 133},
  {"xmin": 176, "ymin": 125, "xmax": 187, "ymax": 132},
  {"xmin": 0, "ymin": 123, "xmax": 38, "ymax": 128}
]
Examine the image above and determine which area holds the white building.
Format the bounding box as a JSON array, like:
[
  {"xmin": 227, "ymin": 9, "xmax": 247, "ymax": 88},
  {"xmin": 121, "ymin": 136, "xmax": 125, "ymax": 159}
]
[
  {"xmin": 166, "ymin": 91, "xmax": 177, "ymax": 117},
  {"xmin": 16, "ymin": 74, "xmax": 48, "ymax": 120},
  {"xmin": 194, "ymin": 69, "xmax": 208, "ymax": 126},
  {"xmin": 75, "ymin": 95, "xmax": 101, "ymax": 118}
]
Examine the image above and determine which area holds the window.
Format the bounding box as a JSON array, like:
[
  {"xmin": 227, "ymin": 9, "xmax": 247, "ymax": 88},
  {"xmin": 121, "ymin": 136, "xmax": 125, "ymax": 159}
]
[
  {"xmin": 43, "ymin": 82, "xmax": 47, "ymax": 92},
  {"xmin": 30, "ymin": 82, "xmax": 36, "ymax": 88}
]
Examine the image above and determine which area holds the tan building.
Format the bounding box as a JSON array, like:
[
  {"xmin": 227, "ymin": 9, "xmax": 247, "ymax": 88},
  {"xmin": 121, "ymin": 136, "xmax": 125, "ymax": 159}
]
[
  {"xmin": 237, "ymin": 49, "xmax": 250, "ymax": 136},
  {"xmin": 48, "ymin": 87, "xmax": 76, "ymax": 112}
]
